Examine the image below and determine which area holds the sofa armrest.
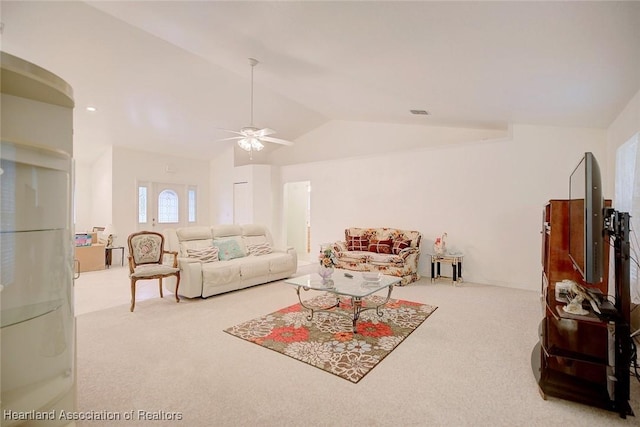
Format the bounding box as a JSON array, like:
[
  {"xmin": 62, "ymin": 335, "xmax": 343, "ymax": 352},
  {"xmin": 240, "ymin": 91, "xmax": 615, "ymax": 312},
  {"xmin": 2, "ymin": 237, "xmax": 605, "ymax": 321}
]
[
  {"xmin": 398, "ymin": 246, "xmax": 419, "ymax": 260},
  {"xmin": 174, "ymin": 257, "xmax": 204, "ymax": 298},
  {"xmin": 286, "ymin": 247, "xmax": 298, "ymax": 268},
  {"xmin": 332, "ymin": 241, "xmax": 348, "ymax": 253}
]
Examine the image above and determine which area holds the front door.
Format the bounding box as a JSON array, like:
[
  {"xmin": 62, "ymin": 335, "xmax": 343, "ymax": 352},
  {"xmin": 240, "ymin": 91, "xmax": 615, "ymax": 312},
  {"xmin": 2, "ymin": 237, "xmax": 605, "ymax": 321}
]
[{"xmin": 137, "ymin": 182, "xmax": 191, "ymax": 231}]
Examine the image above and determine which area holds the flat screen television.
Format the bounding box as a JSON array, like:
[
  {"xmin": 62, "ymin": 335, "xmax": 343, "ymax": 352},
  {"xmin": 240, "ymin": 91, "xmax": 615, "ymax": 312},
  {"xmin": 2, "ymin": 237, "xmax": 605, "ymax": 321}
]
[{"xmin": 568, "ymin": 152, "xmax": 604, "ymax": 284}]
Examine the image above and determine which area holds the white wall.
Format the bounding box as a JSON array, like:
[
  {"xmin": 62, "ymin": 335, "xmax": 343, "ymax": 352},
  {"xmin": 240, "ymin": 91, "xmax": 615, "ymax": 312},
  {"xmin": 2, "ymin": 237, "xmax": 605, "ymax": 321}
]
[
  {"xmin": 277, "ymin": 122, "xmax": 607, "ymax": 291},
  {"xmin": 232, "ymin": 164, "xmax": 274, "ymax": 227},
  {"xmin": 271, "ymin": 119, "xmax": 508, "ymax": 166},
  {"xmin": 74, "ymin": 148, "xmax": 112, "ymax": 233},
  {"xmin": 90, "ymin": 147, "xmax": 113, "ymax": 231},
  {"xmin": 111, "ymin": 146, "xmax": 210, "ymax": 249},
  {"xmin": 74, "ymin": 161, "xmax": 92, "ymax": 231},
  {"xmin": 210, "ymin": 143, "xmax": 235, "ymax": 224}
]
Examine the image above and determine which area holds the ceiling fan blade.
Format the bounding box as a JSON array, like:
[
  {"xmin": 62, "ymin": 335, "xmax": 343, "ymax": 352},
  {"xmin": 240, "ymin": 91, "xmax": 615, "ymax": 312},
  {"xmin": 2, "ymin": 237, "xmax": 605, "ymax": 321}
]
[
  {"xmin": 215, "ymin": 127, "xmax": 245, "ymax": 136},
  {"xmin": 255, "ymin": 128, "xmax": 276, "ymax": 137},
  {"xmin": 216, "ymin": 136, "xmax": 244, "ymax": 142},
  {"xmin": 260, "ymin": 136, "xmax": 294, "ymax": 146}
]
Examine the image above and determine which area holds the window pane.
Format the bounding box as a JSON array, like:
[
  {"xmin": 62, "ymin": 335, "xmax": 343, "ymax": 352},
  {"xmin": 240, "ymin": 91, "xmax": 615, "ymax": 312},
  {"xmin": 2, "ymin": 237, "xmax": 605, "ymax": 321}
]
[
  {"xmin": 188, "ymin": 188, "xmax": 196, "ymax": 223},
  {"xmin": 158, "ymin": 190, "xmax": 178, "ymax": 223},
  {"xmin": 138, "ymin": 186, "xmax": 147, "ymax": 223}
]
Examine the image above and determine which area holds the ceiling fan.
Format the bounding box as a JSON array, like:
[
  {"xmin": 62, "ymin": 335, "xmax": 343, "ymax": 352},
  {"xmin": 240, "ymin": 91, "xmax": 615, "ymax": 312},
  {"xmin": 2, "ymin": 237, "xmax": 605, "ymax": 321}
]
[{"xmin": 217, "ymin": 58, "xmax": 294, "ymax": 157}]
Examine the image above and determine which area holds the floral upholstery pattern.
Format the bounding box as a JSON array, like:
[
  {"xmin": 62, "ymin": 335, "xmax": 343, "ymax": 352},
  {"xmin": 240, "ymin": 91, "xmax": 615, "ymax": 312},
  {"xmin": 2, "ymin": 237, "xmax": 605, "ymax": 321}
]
[
  {"xmin": 332, "ymin": 227, "xmax": 421, "ymax": 285},
  {"xmin": 130, "ymin": 233, "xmax": 163, "ymax": 264}
]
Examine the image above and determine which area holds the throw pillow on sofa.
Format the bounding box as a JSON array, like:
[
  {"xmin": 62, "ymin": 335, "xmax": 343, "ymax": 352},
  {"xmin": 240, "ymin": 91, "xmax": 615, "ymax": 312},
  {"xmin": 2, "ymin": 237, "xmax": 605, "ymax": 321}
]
[
  {"xmin": 368, "ymin": 239, "xmax": 393, "ymax": 254},
  {"xmin": 187, "ymin": 246, "xmax": 219, "ymax": 263},
  {"xmin": 213, "ymin": 238, "xmax": 246, "ymax": 261},
  {"xmin": 247, "ymin": 242, "xmax": 273, "ymax": 256},
  {"xmin": 347, "ymin": 236, "xmax": 369, "ymax": 251}
]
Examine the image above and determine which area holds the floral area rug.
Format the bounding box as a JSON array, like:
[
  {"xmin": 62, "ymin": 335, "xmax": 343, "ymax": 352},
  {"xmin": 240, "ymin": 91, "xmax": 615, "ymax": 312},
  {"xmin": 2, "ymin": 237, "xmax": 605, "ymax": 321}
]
[{"xmin": 224, "ymin": 294, "xmax": 437, "ymax": 383}]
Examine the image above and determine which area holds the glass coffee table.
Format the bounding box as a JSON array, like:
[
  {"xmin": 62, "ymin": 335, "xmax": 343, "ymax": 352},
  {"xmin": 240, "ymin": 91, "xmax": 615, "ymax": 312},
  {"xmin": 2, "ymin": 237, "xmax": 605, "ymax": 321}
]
[{"xmin": 284, "ymin": 269, "xmax": 401, "ymax": 333}]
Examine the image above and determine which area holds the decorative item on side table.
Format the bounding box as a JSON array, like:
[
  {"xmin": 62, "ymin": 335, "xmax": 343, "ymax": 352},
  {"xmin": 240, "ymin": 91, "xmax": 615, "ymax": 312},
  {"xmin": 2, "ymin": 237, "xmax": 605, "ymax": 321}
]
[
  {"xmin": 103, "ymin": 223, "xmax": 116, "ymax": 247},
  {"xmin": 318, "ymin": 246, "xmax": 338, "ymax": 286},
  {"xmin": 433, "ymin": 232, "xmax": 447, "ymax": 255}
]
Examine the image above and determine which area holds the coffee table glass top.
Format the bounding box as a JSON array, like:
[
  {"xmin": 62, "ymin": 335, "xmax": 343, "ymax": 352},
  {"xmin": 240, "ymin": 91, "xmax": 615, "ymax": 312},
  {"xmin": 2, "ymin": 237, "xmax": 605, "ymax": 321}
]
[{"xmin": 284, "ymin": 269, "xmax": 400, "ymax": 298}]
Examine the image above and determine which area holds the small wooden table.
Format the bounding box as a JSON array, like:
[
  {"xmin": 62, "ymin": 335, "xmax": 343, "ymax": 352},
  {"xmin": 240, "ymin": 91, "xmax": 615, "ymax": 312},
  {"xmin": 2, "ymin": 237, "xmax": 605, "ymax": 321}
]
[{"xmin": 429, "ymin": 252, "xmax": 463, "ymax": 284}]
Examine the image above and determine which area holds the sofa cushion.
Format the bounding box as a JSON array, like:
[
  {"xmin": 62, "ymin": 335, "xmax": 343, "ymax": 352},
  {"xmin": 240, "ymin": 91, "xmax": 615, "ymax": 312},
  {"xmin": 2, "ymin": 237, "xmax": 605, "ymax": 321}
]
[
  {"xmin": 176, "ymin": 226, "xmax": 212, "ymax": 241},
  {"xmin": 269, "ymin": 254, "xmax": 296, "ymax": 274},
  {"xmin": 212, "ymin": 224, "xmax": 243, "ymax": 238},
  {"xmin": 368, "ymin": 239, "xmax": 393, "ymax": 254},
  {"xmin": 213, "ymin": 237, "xmax": 246, "ymax": 261},
  {"xmin": 178, "ymin": 239, "xmax": 214, "ymax": 258},
  {"xmin": 244, "ymin": 235, "xmax": 268, "ymax": 247},
  {"xmin": 347, "ymin": 236, "xmax": 369, "ymax": 251},
  {"xmin": 368, "ymin": 252, "xmax": 405, "ymax": 266},
  {"xmin": 247, "ymin": 242, "xmax": 273, "ymax": 256},
  {"xmin": 240, "ymin": 259, "xmax": 271, "ymax": 279},
  {"xmin": 242, "ymin": 224, "xmax": 267, "ymax": 236},
  {"xmin": 392, "ymin": 239, "xmax": 411, "ymax": 255},
  {"xmin": 338, "ymin": 250, "xmax": 370, "ymax": 263},
  {"xmin": 202, "ymin": 262, "xmax": 241, "ymax": 286},
  {"xmin": 187, "ymin": 246, "xmax": 219, "ymax": 263}
]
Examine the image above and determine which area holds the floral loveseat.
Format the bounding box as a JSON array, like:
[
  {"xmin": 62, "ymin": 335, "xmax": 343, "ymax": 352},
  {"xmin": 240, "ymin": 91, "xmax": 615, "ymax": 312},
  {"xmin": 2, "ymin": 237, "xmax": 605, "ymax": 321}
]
[
  {"xmin": 163, "ymin": 224, "xmax": 297, "ymax": 298},
  {"xmin": 331, "ymin": 227, "xmax": 421, "ymax": 285}
]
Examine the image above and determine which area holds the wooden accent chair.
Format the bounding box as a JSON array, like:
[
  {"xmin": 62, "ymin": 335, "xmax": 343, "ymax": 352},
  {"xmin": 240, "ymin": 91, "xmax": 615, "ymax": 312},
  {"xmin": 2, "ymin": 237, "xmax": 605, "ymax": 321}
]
[{"xmin": 127, "ymin": 231, "xmax": 180, "ymax": 312}]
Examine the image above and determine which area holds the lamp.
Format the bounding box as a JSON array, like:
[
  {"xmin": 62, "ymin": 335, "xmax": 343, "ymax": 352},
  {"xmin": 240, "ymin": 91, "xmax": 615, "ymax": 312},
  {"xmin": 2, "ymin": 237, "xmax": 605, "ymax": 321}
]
[{"xmin": 103, "ymin": 224, "xmax": 116, "ymax": 247}]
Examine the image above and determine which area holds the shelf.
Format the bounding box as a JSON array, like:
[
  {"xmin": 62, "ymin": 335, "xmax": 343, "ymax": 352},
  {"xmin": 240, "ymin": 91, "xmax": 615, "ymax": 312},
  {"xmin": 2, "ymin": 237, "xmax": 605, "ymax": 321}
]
[
  {"xmin": 542, "ymin": 343, "xmax": 608, "ymax": 366},
  {"xmin": 1, "ymin": 299, "xmax": 63, "ymax": 328}
]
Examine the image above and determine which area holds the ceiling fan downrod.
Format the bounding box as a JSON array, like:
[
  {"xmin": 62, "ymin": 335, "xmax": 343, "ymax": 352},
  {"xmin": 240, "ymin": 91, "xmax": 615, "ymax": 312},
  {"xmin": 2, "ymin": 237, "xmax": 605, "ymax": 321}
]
[{"xmin": 248, "ymin": 57, "xmax": 258, "ymax": 127}]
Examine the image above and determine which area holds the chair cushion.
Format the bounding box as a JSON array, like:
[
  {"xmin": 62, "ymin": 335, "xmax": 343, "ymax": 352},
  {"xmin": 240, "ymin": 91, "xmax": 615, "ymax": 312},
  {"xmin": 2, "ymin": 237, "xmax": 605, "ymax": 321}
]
[{"xmin": 131, "ymin": 264, "xmax": 179, "ymax": 278}]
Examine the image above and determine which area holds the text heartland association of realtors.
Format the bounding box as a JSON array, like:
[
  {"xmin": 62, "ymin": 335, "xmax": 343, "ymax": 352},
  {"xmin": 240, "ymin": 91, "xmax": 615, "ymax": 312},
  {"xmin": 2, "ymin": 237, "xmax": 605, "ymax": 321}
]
[{"xmin": 3, "ymin": 409, "xmax": 183, "ymax": 421}]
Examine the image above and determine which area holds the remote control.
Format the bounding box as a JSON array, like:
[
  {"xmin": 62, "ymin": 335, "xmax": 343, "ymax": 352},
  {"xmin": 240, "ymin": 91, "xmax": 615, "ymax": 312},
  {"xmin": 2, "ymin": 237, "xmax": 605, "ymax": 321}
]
[{"xmin": 344, "ymin": 273, "xmax": 353, "ymax": 278}]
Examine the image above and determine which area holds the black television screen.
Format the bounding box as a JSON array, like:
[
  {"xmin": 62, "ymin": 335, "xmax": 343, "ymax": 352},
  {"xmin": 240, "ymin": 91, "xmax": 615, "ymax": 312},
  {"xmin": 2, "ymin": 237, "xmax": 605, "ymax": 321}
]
[{"xmin": 568, "ymin": 152, "xmax": 604, "ymax": 284}]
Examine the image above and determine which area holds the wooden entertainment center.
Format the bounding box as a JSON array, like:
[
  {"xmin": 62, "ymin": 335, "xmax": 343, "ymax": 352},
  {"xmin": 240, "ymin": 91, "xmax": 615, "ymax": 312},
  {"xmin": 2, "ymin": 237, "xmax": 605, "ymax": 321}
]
[{"xmin": 532, "ymin": 199, "xmax": 633, "ymax": 418}]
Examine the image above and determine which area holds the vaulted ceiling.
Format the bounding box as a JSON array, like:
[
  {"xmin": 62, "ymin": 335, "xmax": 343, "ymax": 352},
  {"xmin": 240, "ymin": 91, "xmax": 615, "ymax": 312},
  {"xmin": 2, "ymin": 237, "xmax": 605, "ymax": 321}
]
[{"xmin": 2, "ymin": 1, "xmax": 639, "ymax": 165}]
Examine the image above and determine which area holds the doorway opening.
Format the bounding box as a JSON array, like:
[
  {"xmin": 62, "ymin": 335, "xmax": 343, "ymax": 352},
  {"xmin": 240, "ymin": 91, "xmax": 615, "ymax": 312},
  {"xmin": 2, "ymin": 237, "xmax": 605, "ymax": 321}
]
[{"xmin": 284, "ymin": 181, "xmax": 311, "ymax": 262}]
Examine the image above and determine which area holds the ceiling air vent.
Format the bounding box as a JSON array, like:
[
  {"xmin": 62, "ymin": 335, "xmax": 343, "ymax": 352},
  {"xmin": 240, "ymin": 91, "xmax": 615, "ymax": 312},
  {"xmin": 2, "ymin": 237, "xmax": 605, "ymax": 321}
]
[{"xmin": 410, "ymin": 109, "xmax": 430, "ymax": 115}]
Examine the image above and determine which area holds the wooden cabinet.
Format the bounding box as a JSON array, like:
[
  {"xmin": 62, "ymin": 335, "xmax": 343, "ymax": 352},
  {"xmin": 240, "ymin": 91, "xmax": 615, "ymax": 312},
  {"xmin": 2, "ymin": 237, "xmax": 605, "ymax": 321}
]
[{"xmin": 534, "ymin": 199, "xmax": 620, "ymax": 413}]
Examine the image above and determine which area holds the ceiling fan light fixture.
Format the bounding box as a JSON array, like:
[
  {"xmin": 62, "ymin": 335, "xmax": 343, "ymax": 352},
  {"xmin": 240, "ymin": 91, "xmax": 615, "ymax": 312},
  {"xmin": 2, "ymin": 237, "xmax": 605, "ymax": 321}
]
[{"xmin": 237, "ymin": 137, "xmax": 264, "ymax": 152}]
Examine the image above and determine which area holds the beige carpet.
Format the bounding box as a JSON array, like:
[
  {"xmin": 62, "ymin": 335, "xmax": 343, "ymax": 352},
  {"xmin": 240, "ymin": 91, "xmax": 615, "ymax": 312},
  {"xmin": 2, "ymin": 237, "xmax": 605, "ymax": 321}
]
[{"xmin": 74, "ymin": 267, "xmax": 640, "ymax": 426}]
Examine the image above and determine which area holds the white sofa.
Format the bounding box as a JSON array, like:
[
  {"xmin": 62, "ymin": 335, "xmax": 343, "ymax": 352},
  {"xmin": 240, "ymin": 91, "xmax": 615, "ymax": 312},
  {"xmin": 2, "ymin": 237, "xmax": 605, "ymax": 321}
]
[{"xmin": 162, "ymin": 224, "xmax": 297, "ymax": 298}]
